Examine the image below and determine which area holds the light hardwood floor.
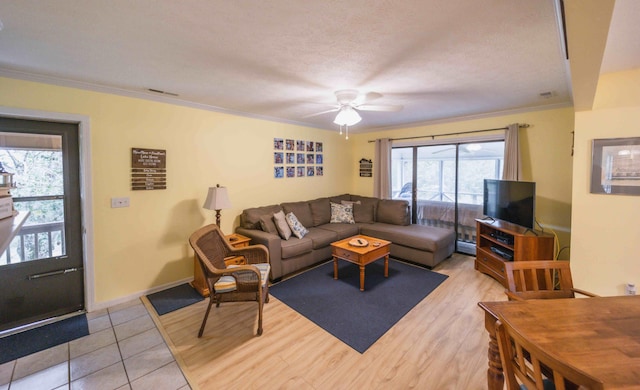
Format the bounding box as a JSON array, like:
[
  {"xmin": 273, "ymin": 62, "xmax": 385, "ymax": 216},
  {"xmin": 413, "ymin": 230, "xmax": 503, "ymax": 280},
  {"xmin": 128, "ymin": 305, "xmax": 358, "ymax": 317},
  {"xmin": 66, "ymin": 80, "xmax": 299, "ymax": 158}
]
[{"xmin": 146, "ymin": 253, "xmax": 507, "ymax": 389}]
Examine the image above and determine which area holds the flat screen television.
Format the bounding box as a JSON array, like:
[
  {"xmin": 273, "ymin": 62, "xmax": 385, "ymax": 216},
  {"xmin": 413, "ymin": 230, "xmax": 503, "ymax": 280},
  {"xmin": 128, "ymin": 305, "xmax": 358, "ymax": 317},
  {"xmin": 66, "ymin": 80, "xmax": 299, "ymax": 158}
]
[{"xmin": 483, "ymin": 179, "xmax": 536, "ymax": 229}]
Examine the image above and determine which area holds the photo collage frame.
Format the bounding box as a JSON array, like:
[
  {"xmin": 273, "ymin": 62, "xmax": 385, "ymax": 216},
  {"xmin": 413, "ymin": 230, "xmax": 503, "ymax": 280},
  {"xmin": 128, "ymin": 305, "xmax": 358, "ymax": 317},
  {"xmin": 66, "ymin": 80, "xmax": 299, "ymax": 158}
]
[{"xmin": 274, "ymin": 138, "xmax": 323, "ymax": 178}]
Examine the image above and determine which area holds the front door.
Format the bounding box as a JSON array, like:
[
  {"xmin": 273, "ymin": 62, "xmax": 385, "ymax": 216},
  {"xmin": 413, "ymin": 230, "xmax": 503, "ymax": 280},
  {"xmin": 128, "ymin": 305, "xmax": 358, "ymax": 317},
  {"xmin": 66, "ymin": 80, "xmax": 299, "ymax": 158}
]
[{"xmin": 0, "ymin": 118, "xmax": 84, "ymax": 332}]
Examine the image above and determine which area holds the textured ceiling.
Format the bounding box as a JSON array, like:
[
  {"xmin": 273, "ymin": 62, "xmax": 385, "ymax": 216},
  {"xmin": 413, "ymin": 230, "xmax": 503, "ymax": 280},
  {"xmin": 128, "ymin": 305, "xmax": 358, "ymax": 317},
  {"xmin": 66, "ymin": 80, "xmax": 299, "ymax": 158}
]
[{"xmin": 0, "ymin": 0, "xmax": 623, "ymax": 133}]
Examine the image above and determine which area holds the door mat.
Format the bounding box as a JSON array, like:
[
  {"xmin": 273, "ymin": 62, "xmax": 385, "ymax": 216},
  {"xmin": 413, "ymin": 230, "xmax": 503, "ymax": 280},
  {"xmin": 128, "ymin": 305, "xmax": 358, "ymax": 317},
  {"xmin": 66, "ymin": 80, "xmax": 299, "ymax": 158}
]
[
  {"xmin": 147, "ymin": 283, "xmax": 204, "ymax": 316},
  {"xmin": 0, "ymin": 314, "xmax": 89, "ymax": 364}
]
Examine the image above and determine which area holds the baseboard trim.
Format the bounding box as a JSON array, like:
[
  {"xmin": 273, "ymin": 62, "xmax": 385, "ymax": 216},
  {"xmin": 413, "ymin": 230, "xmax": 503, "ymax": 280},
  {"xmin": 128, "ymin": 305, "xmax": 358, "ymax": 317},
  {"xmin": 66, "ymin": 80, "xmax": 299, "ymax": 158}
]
[{"xmin": 90, "ymin": 277, "xmax": 194, "ymax": 312}]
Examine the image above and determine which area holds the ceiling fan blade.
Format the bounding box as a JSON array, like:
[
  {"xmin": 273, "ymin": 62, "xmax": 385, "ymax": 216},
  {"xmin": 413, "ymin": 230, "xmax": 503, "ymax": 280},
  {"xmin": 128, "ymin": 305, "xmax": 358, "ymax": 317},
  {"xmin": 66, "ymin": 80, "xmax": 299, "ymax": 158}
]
[
  {"xmin": 302, "ymin": 107, "xmax": 339, "ymax": 118},
  {"xmin": 354, "ymin": 91, "xmax": 383, "ymax": 105},
  {"xmin": 356, "ymin": 104, "xmax": 403, "ymax": 112}
]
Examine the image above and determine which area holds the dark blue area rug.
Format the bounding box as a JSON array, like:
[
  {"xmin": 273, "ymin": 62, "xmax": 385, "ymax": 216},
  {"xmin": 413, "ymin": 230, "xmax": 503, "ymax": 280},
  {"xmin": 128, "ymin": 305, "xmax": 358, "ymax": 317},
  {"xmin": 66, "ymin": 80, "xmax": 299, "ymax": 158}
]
[
  {"xmin": 147, "ymin": 283, "xmax": 204, "ymax": 316},
  {"xmin": 0, "ymin": 314, "xmax": 89, "ymax": 364},
  {"xmin": 270, "ymin": 258, "xmax": 448, "ymax": 353}
]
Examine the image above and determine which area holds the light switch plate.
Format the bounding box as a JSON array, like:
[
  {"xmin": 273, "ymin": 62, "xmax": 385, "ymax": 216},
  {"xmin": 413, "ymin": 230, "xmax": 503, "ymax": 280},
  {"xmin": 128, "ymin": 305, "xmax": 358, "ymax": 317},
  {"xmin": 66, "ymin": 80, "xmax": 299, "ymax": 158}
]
[{"xmin": 111, "ymin": 197, "xmax": 130, "ymax": 208}]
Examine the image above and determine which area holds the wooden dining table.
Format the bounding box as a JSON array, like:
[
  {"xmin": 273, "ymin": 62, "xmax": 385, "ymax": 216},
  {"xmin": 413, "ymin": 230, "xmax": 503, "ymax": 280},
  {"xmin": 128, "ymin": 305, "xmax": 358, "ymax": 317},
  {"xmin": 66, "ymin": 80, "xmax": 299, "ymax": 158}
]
[{"xmin": 478, "ymin": 295, "xmax": 640, "ymax": 390}]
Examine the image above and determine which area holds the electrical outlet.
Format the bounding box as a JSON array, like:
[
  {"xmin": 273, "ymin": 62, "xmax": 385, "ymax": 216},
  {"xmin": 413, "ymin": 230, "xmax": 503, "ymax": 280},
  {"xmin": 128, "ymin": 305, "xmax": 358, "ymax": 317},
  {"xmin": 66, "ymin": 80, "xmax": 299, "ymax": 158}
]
[
  {"xmin": 111, "ymin": 197, "xmax": 130, "ymax": 208},
  {"xmin": 626, "ymin": 283, "xmax": 636, "ymax": 295}
]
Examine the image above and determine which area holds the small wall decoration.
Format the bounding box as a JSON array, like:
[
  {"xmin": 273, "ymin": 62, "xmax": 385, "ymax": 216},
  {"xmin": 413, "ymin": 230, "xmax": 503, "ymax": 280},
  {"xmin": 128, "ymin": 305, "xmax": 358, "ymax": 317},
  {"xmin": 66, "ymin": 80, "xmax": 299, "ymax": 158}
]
[
  {"xmin": 591, "ymin": 137, "xmax": 640, "ymax": 195},
  {"xmin": 359, "ymin": 158, "xmax": 373, "ymax": 177},
  {"xmin": 286, "ymin": 139, "xmax": 295, "ymax": 150},
  {"xmin": 274, "ymin": 138, "xmax": 324, "ymax": 179},
  {"xmin": 131, "ymin": 148, "xmax": 166, "ymax": 190},
  {"xmin": 286, "ymin": 166, "xmax": 295, "ymax": 178},
  {"xmin": 286, "ymin": 152, "xmax": 295, "ymax": 164}
]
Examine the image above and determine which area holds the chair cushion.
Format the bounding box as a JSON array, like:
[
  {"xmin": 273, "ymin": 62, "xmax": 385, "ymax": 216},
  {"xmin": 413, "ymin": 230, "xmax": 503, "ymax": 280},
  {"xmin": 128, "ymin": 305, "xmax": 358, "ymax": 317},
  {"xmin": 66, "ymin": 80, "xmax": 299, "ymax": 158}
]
[
  {"xmin": 304, "ymin": 227, "xmax": 338, "ymax": 249},
  {"xmin": 214, "ymin": 263, "xmax": 271, "ymax": 293}
]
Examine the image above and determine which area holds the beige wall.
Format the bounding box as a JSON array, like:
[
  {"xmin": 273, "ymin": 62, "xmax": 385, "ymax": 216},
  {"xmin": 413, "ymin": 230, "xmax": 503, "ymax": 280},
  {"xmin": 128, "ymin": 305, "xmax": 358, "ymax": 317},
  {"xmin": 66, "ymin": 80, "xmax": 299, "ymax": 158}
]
[
  {"xmin": 0, "ymin": 75, "xmax": 582, "ymax": 304},
  {"xmin": 0, "ymin": 77, "xmax": 353, "ymax": 305},
  {"xmin": 571, "ymin": 68, "xmax": 640, "ymax": 296},
  {"xmin": 349, "ymin": 107, "xmax": 575, "ymax": 258}
]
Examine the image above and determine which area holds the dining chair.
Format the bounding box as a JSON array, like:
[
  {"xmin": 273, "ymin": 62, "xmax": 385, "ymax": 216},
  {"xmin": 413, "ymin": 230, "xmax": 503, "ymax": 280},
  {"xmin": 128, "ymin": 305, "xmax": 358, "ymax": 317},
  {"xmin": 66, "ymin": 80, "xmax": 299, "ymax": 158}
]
[
  {"xmin": 503, "ymin": 260, "xmax": 598, "ymax": 301},
  {"xmin": 189, "ymin": 224, "xmax": 270, "ymax": 337},
  {"xmin": 496, "ymin": 319, "xmax": 604, "ymax": 390}
]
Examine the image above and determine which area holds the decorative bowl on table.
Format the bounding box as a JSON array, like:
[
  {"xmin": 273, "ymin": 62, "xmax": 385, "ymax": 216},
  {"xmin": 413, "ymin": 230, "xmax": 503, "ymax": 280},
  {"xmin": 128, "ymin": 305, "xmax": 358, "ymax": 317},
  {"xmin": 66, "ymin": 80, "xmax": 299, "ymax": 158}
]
[{"xmin": 348, "ymin": 238, "xmax": 369, "ymax": 247}]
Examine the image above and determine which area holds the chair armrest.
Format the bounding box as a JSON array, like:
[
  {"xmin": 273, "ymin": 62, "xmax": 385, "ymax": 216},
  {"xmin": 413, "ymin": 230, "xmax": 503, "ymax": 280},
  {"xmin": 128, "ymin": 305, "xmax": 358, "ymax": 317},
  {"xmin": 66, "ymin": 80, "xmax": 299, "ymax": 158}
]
[{"xmin": 571, "ymin": 288, "xmax": 599, "ymax": 297}]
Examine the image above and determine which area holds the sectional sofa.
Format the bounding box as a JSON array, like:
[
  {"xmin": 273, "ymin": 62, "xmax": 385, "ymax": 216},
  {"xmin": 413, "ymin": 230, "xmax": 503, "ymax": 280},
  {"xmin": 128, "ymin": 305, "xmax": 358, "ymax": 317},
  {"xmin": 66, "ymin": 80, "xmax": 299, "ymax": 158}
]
[{"xmin": 236, "ymin": 194, "xmax": 457, "ymax": 281}]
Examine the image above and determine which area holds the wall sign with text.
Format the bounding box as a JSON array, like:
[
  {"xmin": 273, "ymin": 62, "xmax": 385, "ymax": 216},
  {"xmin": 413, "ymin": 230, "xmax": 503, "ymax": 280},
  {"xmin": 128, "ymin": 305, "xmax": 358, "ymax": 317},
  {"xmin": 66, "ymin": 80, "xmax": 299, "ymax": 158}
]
[{"xmin": 131, "ymin": 148, "xmax": 166, "ymax": 190}]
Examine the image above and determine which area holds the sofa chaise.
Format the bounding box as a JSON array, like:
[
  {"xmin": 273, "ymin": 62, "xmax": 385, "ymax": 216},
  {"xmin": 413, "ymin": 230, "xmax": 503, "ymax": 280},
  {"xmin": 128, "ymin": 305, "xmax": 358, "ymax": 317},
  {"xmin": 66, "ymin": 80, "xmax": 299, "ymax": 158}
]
[{"xmin": 236, "ymin": 194, "xmax": 456, "ymax": 281}]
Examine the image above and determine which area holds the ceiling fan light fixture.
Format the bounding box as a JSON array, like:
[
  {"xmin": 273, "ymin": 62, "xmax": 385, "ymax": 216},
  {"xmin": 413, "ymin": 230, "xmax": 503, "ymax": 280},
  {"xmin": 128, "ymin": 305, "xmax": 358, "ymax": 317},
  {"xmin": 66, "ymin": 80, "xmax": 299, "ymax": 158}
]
[{"xmin": 333, "ymin": 106, "xmax": 361, "ymax": 126}]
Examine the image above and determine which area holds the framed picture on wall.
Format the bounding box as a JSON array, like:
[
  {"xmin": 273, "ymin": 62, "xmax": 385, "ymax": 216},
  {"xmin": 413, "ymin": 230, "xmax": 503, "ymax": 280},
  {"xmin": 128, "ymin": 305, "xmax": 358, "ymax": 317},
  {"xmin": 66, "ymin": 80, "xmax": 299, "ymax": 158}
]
[
  {"xmin": 297, "ymin": 153, "xmax": 305, "ymax": 164},
  {"xmin": 274, "ymin": 166, "xmax": 284, "ymax": 178},
  {"xmin": 306, "ymin": 141, "xmax": 314, "ymax": 152},
  {"xmin": 297, "ymin": 166, "xmax": 305, "ymax": 177},
  {"xmin": 316, "ymin": 142, "xmax": 323, "ymax": 152},
  {"xmin": 296, "ymin": 140, "xmax": 305, "ymax": 151},
  {"xmin": 306, "ymin": 154, "xmax": 315, "ymax": 164},
  {"xmin": 274, "ymin": 138, "xmax": 284, "ymax": 150},
  {"xmin": 286, "ymin": 139, "xmax": 295, "ymax": 151},
  {"xmin": 591, "ymin": 137, "xmax": 640, "ymax": 195},
  {"xmin": 316, "ymin": 154, "xmax": 323, "ymax": 164},
  {"xmin": 274, "ymin": 152, "xmax": 284, "ymax": 164},
  {"xmin": 286, "ymin": 153, "xmax": 295, "ymax": 164},
  {"xmin": 286, "ymin": 166, "xmax": 295, "ymax": 178},
  {"xmin": 307, "ymin": 166, "xmax": 315, "ymax": 176},
  {"xmin": 316, "ymin": 167, "xmax": 323, "ymax": 176}
]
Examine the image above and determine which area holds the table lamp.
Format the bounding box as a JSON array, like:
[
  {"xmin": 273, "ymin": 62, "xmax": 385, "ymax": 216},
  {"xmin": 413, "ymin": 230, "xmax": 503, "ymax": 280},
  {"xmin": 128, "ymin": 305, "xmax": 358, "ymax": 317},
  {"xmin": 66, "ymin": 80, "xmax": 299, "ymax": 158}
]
[{"xmin": 202, "ymin": 184, "xmax": 232, "ymax": 227}]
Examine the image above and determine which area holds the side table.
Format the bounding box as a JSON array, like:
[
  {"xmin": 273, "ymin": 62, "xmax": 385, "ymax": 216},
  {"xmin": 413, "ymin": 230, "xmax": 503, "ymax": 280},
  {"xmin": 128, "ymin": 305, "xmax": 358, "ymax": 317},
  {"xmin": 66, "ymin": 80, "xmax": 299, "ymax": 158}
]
[{"xmin": 192, "ymin": 233, "xmax": 251, "ymax": 297}]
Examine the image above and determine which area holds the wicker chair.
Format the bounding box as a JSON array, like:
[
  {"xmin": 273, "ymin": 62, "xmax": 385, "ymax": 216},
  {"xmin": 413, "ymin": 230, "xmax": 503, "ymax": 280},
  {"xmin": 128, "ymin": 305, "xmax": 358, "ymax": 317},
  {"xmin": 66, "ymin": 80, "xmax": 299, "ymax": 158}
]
[
  {"xmin": 503, "ymin": 260, "xmax": 598, "ymax": 301},
  {"xmin": 189, "ymin": 224, "xmax": 270, "ymax": 337},
  {"xmin": 496, "ymin": 319, "xmax": 604, "ymax": 390}
]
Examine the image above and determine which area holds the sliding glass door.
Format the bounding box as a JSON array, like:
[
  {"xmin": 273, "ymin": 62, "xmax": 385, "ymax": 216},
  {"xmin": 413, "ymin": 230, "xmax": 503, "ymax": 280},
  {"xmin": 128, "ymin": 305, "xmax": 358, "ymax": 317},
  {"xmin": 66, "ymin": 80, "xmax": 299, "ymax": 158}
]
[{"xmin": 392, "ymin": 140, "xmax": 504, "ymax": 255}]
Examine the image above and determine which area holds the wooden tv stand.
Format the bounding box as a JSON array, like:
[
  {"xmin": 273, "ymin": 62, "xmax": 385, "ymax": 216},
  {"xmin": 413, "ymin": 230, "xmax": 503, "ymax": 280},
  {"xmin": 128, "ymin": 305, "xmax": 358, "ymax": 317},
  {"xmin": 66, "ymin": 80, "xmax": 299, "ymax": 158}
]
[{"xmin": 475, "ymin": 219, "xmax": 554, "ymax": 287}]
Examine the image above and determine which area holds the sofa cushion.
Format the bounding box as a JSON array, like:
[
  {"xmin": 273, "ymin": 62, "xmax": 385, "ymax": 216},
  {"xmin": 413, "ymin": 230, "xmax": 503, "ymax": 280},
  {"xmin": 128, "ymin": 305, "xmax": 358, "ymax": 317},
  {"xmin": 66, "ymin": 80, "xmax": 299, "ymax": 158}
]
[
  {"xmin": 350, "ymin": 195, "xmax": 379, "ymax": 223},
  {"xmin": 377, "ymin": 199, "xmax": 410, "ymax": 225},
  {"xmin": 280, "ymin": 236, "xmax": 313, "ymax": 259},
  {"xmin": 330, "ymin": 202, "xmax": 355, "ymax": 224},
  {"xmin": 286, "ymin": 212, "xmax": 309, "ymax": 239},
  {"xmin": 304, "ymin": 227, "xmax": 338, "ymax": 249},
  {"xmin": 241, "ymin": 204, "xmax": 283, "ymax": 229},
  {"xmin": 281, "ymin": 201, "xmax": 314, "ymax": 228},
  {"xmin": 353, "ymin": 202, "xmax": 375, "ymax": 223},
  {"xmin": 360, "ymin": 223, "xmax": 455, "ymax": 253},
  {"xmin": 273, "ymin": 210, "xmax": 292, "ymax": 240},
  {"xmin": 259, "ymin": 214, "xmax": 278, "ymax": 234},
  {"xmin": 309, "ymin": 197, "xmax": 331, "ymax": 226},
  {"xmin": 317, "ymin": 223, "xmax": 360, "ymax": 239}
]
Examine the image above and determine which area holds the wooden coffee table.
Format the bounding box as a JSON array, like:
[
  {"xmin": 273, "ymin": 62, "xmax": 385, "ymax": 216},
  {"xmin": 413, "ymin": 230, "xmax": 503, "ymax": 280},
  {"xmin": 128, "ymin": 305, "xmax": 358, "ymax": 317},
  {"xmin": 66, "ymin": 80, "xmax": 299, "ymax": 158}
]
[{"xmin": 331, "ymin": 235, "xmax": 391, "ymax": 291}]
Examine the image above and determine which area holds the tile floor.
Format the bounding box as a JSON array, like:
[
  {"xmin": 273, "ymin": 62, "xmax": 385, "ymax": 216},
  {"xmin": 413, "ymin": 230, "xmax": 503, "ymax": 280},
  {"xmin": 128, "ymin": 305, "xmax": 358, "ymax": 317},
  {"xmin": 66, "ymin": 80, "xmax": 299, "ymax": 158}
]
[{"xmin": 0, "ymin": 299, "xmax": 190, "ymax": 390}]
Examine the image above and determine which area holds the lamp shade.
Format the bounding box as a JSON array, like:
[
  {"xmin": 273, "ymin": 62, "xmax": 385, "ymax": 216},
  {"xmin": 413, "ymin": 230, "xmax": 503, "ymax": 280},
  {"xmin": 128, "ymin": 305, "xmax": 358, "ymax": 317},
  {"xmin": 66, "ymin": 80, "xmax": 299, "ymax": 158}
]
[
  {"xmin": 333, "ymin": 106, "xmax": 362, "ymax": 126},
  {"xmin": 203, "ymin": 185, "xmax": 232, "ymax": 210}
]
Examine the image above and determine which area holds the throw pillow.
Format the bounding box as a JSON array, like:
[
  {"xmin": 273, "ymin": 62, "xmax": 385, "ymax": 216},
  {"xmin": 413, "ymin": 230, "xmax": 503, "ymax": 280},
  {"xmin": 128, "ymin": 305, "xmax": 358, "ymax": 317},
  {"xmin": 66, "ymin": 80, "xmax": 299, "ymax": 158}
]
[
  {"xmin": 285, "ymin": 212, "xmax": 309, "ymax": 239},
  {"xmin": 259, "ymin": 214, "xmax": 278, "ymax": 235},
  {"xmin": 330, "ymin": 202, "xmax": 355, "ymax": 224},
  {"xmin": 272, "ymin": 210, "xmax": 292, "ymax": 240}
]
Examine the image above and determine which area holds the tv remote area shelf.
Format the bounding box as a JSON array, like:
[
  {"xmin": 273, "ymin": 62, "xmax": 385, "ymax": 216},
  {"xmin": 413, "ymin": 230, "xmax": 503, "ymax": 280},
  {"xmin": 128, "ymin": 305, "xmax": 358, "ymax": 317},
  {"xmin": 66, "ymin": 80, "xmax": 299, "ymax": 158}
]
[{"xmin": 475, "ymin": 219, "xmax": 554, "ymax": 287}]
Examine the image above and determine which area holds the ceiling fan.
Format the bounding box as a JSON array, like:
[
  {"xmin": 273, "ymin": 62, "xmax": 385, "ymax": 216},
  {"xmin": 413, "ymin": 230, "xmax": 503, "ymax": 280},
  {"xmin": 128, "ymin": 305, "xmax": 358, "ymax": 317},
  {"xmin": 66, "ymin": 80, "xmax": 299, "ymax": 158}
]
[{"xmin": 305, "ymin": 90, "xmax": 403, "ymax": 135}]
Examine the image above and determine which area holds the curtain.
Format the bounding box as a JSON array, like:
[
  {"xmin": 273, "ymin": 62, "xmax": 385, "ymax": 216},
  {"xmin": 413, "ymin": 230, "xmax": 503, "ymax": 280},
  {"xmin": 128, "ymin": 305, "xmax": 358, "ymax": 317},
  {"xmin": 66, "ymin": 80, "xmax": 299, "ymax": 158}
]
[
  {"xmin": 373, "ymin": 138, "xmax": 391, "ymax": 199},
  {"xmin": 503, "ymin": 123, "xmax": 521, "ymax": 181}
]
